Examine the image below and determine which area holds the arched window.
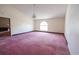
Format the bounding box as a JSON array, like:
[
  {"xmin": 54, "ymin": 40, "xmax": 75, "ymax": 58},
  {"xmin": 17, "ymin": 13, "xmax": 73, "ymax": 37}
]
[{"xmin": 40, "ymin": 21, "xmax": 48, "ymax": 31}]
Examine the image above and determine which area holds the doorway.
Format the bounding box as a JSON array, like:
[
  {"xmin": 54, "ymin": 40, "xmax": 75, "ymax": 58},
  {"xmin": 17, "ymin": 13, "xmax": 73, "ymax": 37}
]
[{"xmin": 0, "ymin": 17, "xmax": 11, "ymax": 36}]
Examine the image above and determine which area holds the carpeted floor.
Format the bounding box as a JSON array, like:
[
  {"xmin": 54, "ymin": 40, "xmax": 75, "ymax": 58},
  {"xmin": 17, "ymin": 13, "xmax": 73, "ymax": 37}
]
[{"xmin": 0, "ymin": 31, "xmax": 70, "ymax": 55}]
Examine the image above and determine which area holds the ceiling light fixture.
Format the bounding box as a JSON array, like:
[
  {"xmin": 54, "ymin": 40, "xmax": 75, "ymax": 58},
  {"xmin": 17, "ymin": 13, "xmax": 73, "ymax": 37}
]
[{"xmin": 32, "ymin": 4, "xmax": 36, "ymax": 19}]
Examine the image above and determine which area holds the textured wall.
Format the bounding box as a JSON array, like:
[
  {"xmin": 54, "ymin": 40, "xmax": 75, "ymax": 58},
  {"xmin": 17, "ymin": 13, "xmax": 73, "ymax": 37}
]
[
  {"xmin": 34, "ymin": 17, "xmax": 65, "ymax": 33},
  {"xmin": 0, "ymin": 5, "xmax": 33, "ymax": 35},
  {"xmin": 65, "ymin": 5, "xmax": 79, "ymax": 54}
]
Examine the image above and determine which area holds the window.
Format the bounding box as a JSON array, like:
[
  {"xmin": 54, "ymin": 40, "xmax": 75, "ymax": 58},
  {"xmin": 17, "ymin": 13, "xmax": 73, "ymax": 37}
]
[{"xmin": 40, "ymin": 21, "xmax": 48, "ymax": 31}]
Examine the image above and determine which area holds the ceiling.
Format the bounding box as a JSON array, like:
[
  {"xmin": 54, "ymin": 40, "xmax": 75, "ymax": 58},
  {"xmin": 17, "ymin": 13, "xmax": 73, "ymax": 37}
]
[{"xmin": 11, "ymin": 4, "xmax": 67, "ymax": 19}]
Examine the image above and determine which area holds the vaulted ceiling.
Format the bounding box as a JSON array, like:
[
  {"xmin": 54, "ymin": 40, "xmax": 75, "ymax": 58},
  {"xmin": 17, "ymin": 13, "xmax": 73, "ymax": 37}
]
[{"xmin": 11, "ymin": 4, "xmax": 67, "ymax": 19}]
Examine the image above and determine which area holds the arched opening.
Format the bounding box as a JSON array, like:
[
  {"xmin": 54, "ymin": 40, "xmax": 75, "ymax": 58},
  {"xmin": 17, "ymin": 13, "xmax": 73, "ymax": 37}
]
[{"xmin": 40, "ymin": 21, "xmax": 48, "ymax": 31}]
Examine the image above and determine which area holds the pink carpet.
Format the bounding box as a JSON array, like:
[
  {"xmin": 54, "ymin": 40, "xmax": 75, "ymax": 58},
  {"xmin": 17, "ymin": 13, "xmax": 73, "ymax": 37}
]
[{"xmin": 0, "ymin": 32, "xmax": 70, "ymax": 55}]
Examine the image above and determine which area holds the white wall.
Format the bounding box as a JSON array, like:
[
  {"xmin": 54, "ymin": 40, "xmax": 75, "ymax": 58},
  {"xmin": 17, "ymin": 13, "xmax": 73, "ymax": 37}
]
[
  {"xmin": 65, "ymin": 5, "xmax": 79, "ymax": 54},
  {"xmin": 34, "ymin": 17, "xmax": 65, "ymax": 33},
  {"xmin": 0, "ymin": 5, "xmax": 33, "ymax": 35}
]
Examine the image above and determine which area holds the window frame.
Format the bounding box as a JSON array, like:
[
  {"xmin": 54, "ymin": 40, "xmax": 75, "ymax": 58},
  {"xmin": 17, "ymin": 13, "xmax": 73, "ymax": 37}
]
[{"xmin": 40, "ymin": 21, "xmax": 48, "ymax": 31}]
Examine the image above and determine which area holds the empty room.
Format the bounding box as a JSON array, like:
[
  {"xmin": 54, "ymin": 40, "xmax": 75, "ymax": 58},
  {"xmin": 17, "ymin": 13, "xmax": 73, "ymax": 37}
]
[{"xmin": 0, "ymin": 4, "xmax": 79, "ymax": 55}]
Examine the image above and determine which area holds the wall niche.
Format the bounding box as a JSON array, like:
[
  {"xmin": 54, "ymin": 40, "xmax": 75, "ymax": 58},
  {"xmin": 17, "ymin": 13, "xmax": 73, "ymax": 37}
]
[{"xmin": 0, "ymin": 17, "xmax": 11, "ymax": 36}]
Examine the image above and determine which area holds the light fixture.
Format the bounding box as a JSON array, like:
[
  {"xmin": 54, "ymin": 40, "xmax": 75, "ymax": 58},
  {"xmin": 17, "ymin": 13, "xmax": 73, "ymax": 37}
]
[{"xmin": 32, "ymin": 4, "xmax": 36, "ymax": 19}]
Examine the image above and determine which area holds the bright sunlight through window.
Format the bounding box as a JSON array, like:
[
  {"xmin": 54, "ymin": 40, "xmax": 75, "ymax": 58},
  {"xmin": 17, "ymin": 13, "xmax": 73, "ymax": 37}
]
[{"xmin": 40, "ymin": 21, "xmax": 48, "ymax": 31}]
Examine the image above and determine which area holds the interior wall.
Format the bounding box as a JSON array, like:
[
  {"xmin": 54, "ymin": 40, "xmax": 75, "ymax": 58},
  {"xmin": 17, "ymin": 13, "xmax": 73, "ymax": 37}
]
[
  {"xmin": 34, "ymin": 17, "xmax": 65, "ymax": 33},
  {"xmin": 0, "ymin": 5, "xmax": 33, "ymax": 35},
  {"xmin": 65, "ymin": 5, "xmax": 79, "ymax": 54}
]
